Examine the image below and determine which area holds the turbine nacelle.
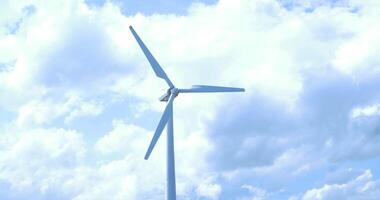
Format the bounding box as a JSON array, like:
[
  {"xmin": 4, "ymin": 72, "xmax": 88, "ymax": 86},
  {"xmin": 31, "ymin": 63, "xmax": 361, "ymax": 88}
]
[{"xmin": 159, "ymin": 89, "xmax": 171, "ymax": 102}]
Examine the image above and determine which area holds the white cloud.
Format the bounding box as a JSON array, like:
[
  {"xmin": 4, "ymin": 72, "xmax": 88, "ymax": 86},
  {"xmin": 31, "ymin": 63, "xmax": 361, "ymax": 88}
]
[
  {"xmin": 71, "ymin": 159, "xmax": 138, "ymax": 200},
  {"xmin": 351, "ymin": 104, "xmax": 380, "ymax": 118},
  {"xmin": 196, "ymin": 178, "xmax": 222, "ymax": 200},
  {"xmin": 16, "ymin": 92, "xmax": 104, "ymax": 126},
  {"xmin": 240, "ymin": 185, "xmax": 269, "ymax": 200},
  {"xmin": 0, "ymin": 128, "xmax": 86, "ymax": 198},
  {"xmin": 0, "ymin": 126, "xmax": 165, "ymax": 200},
  {"xmin": 95, "ymin": 120, "xmax": 150, "ymax": 155},
  {"xmin": 302, "ymin": 170, "xmax": 380, "ymax": 200}
]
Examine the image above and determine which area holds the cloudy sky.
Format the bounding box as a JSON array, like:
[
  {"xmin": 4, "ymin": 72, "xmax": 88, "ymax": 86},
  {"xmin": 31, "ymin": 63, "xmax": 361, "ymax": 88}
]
[{"xmin": 1, "ymin": 0, "xmax": 380, "ymax": 199}]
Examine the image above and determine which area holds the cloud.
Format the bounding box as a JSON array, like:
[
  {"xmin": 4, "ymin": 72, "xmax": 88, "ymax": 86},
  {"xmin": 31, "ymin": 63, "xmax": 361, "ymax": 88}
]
[
  {"xmin": 16, "ymin": 92, "xmax": 104, "ymax": 126},
  {"xmin": 203, "ymin": 0, "xmax": 380, "ymax": 169},
  {"xmin": 0, "ymin": 124, "xmax": 165, "ymax": 200},
  {"xmin": 351, "ymin": 104, "xmax": 380, "ymax": 118},
  {"xmin": 95, "ymin": 119, "xmax": 150, "ymax": 155},
  {"xmin": 196, "ymin": 178, "xmax": 222, "ymax": 200},
  {"xmin": 239, "ymin": 185, "xmax": 269, "ymax": 200},
  {"xmin": 302, "ymin": 170, "xmax": 380, "ymax": 200},
  {"xmin": 0, "ymin": 128, "xmax": 86, "ymax": 199},
  {"xmin": 3, "ymin": 1, "xmax": 134, "ymax": 91},
  {"xmin": 207, "ymin": 92, "xmax": 299, "ymax": 170},
  {"xmin": 205, "ymin": 67, "xmax": 380, "ymax": 197}
]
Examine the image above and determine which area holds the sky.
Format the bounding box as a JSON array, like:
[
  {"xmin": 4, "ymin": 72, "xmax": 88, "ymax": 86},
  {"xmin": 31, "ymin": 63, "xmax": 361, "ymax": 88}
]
[{"xmin": 0, "ymin": 0, "xmax": 380, "ymax": 199}]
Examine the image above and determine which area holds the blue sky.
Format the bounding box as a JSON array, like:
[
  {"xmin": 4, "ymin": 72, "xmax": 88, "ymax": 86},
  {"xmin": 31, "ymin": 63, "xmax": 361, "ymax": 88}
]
[
  {"xmin": 1, "ymin": 0, "xmax": 380, "ymax": 199},
  {"xmin": 86, "ymin": 0, "xmax": 218, "ymax": 15}
]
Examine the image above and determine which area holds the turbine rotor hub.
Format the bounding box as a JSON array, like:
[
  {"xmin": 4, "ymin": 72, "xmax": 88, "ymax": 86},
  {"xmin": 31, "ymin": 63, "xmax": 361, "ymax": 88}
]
[
  {"xmin": 159, "ymin": 87, "xmax": 179, "ymax": 102},
  {"xmin": 170, "ymin": 87, "xmax": 179, "ymax": 96}
]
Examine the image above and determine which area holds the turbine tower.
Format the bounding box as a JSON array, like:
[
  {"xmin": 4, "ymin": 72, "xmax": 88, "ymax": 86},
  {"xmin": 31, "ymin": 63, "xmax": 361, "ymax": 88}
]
[{"xmin": 129, "ymin": 26, "xmax": 244, "ymax": 200}]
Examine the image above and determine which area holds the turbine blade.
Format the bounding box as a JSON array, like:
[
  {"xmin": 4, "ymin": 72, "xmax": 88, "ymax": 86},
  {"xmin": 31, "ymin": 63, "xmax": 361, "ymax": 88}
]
[
  {"xmin": 179, "ymin": 85, "xmax": 245, "ymax": 93},
  {"xmin": 129, "ymin": 26, "xmax": 174, "ymax": 88},
  {"xmin": 144, "ymin": 95, "xmax": 175, "ymax": 160}
]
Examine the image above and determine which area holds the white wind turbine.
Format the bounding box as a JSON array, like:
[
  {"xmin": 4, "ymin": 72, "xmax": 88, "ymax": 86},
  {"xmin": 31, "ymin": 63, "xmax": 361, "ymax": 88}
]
[{"xmin": 129, "ymin": 26, "xmax": 244, "ymax": 200}]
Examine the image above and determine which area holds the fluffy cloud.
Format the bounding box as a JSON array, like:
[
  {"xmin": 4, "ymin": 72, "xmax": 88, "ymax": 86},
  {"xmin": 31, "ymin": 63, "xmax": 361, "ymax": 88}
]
[
  {"xmin": 0, "ymin": 124, "xmax": 162, "ymax": 200},
  {"xmin": 0, "ymin": 128, "xmax": 86, "ymax": 199},
  {"xmin": 302, "ymin": 170, "xmax": 380, "ymax": 200},
  {"xmin": 96, "ymin": 120, "xmax": 149, "ymax": 155},
  {"xmin": 196, "ymin": 178, "xmax": 222, "ymax": 200},
  {"xmin": 16, "ymin": 92, "xmax": 103, "ymax": 126}
]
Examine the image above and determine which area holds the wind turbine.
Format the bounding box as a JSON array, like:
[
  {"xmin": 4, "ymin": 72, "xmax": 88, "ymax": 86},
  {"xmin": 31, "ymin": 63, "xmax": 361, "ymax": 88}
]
[{"xmin": 129, "ymin": 26, "xmax": 244, "ymax": 200}]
